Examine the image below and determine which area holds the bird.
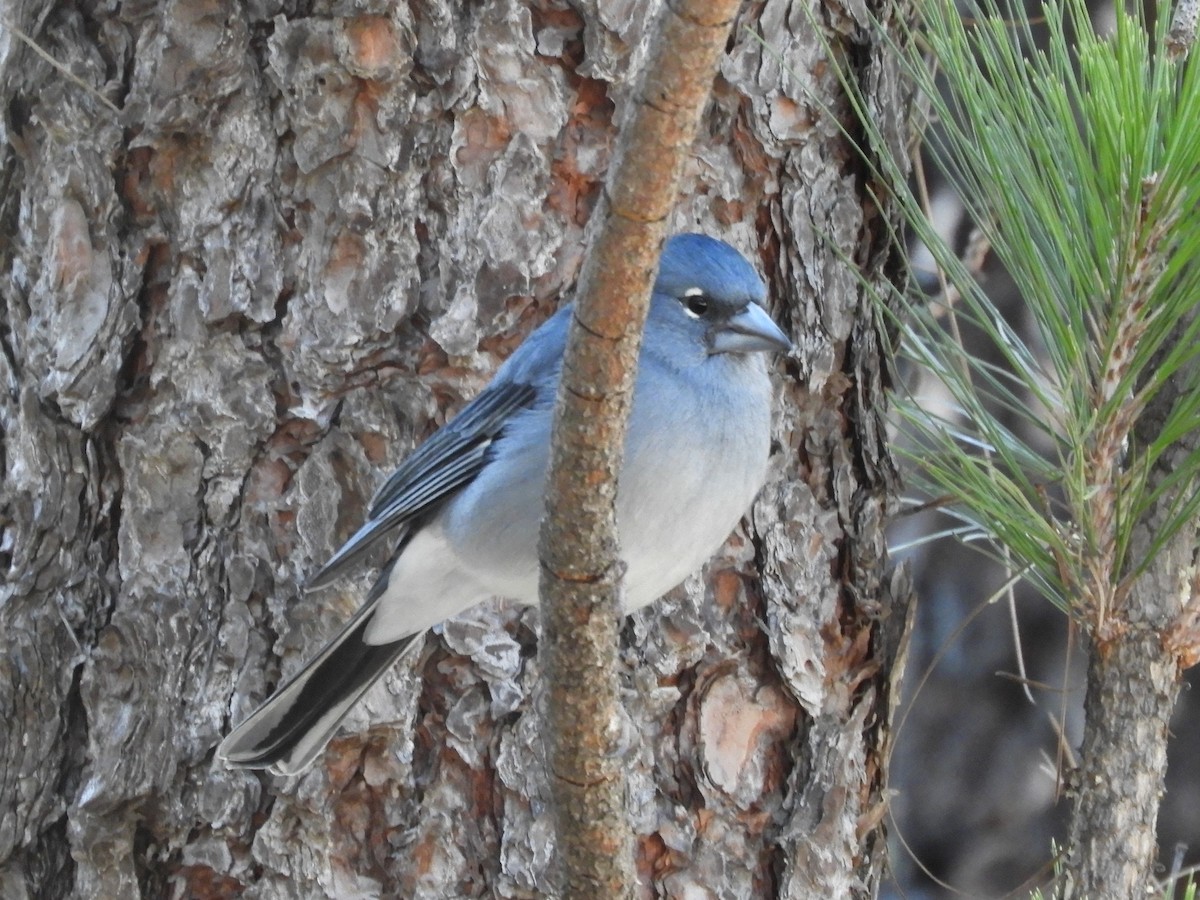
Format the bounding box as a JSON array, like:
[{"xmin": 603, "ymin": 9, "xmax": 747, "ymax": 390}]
[{"xmin": 217, "ymin": 233, "xmax": 792, "ymax": 775}]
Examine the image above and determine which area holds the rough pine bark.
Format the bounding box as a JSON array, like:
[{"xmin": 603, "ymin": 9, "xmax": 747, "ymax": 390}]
[{"xmin": 0, "ymin": 0, "xmax": 911, "ymax": 897}]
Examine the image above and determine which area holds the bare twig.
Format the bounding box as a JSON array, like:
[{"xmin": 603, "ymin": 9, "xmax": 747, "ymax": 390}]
[{"xmin": 537, "ymin": 0, "xmax": 744, "ymax": 895}]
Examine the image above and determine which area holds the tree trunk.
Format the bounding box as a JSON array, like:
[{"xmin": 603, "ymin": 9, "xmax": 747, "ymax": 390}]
[
  {"xmin": 1066, "ymin": 625, "xmax": 1177, "ymax": 897},
  {"xmin": 0, "ymin": 0, "xmax": 911, "ymax": 897},
  {"xmin": 1062, "ymin": 344, "xmax": 1200, "ymax": 897}
]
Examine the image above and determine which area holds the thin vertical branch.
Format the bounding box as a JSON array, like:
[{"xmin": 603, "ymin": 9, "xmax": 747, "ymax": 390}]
[{"xmin": 537, "ymin": 0, "xmax": 744, "ymax": 895}]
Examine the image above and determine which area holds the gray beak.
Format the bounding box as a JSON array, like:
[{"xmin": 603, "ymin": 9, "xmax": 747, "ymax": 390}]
[{"xmin": 709, "ymin": 303, "xmax": 793, "ymax": 355}]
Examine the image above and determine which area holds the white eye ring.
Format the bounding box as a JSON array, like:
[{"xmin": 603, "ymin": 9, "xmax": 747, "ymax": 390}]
[{"xmin": 681, "ymin": 287, "xmax": 709, "ymax": 318}]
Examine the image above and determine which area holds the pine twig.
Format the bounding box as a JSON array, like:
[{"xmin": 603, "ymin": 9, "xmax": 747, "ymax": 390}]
[{"xmin": 537, "ymin": 1, "xmax": 744, "ymax": 896}]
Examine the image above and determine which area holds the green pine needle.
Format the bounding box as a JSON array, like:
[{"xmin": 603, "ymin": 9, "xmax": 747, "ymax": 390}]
[{"xmin": 878, "ymin": 0, "xmax": 1200, "ymax": 624}]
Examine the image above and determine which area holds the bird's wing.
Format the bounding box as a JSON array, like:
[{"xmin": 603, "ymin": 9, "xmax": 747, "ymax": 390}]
[{"xmin": 306, "ymin": 379, "xmax": 539, "ymax": 590}]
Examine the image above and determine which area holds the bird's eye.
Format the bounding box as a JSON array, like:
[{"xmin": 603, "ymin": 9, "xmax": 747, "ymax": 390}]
[{"xmin": 682, "ymin": 291, "xmax": 709, "ymax": 318}]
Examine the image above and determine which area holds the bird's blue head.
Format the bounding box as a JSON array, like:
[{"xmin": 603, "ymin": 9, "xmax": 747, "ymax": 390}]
[{"xmin": 650, "ymin": 234, "xmax": 791, "ymax": 360}]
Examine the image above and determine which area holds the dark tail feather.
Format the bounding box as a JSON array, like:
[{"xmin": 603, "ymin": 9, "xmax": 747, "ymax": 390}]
[{"xmin": 217, "ymin": 591, "xmax": 420, "ymax": 776}]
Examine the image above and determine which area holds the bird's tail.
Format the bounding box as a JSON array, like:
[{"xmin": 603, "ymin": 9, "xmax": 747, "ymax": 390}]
[{"xmin": 216, "ymin": 589, "xmax": 421, "ymax": 776}]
